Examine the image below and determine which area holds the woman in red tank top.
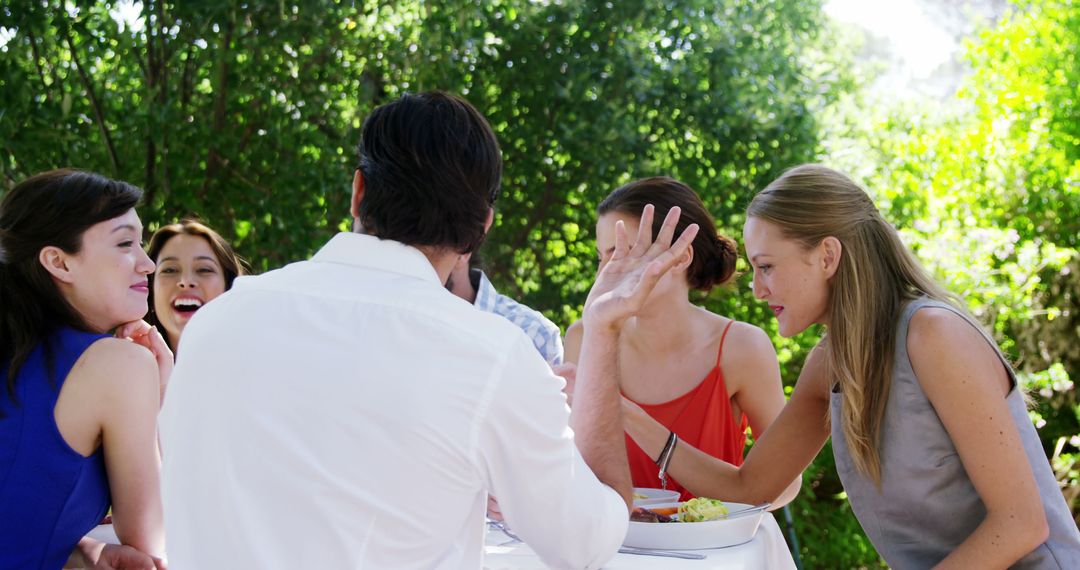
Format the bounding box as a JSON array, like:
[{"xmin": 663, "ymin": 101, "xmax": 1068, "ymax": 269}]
[{"xmin": 565, "ymin": 177, "xmax": 800, "ymax": 504}]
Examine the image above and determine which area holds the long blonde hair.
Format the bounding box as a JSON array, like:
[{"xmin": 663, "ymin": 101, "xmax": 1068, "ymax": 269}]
[{"xmin": 747, "ymin": 164, "xmax": 965, "ymax": 485}]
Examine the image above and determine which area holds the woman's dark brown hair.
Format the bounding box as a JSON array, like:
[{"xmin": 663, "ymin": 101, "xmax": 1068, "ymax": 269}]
[
  {"xmin": 0, "ymin": 169, "xmax": 142, "ymax": 403},
  {"xmin": 145, "ymin": 218, "xmax": 247, "ymax": 348},
  {"xmin": 598, "ymin": 176, "xmax": 737, "ymax": 291}
]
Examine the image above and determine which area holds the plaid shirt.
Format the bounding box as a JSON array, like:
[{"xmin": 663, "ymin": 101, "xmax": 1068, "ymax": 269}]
[{"xmin": 472, "ymin": 269, "xmax": 563, "ymax": 365}]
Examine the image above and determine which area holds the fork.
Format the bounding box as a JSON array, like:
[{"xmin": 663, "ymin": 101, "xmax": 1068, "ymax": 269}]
[
  {"xmin": 618, "ymin": 546, "xmax": 707, "ymax": 560},
  {"xmin": 487, "ymin": 519, "xmax": 523, "ymax": 546}
]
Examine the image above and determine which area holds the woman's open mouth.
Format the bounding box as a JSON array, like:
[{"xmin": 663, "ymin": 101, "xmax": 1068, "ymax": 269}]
[{"xmin": 172, "ymin": 297, "xmax": 204, "ymax": 316}]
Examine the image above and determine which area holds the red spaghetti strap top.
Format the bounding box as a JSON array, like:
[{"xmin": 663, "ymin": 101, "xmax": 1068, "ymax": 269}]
[{"xmin": 624, "ymin": 320, "xmax": 749, "ymax": 501}]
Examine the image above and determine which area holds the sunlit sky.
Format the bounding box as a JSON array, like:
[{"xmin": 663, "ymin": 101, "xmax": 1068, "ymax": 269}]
[
  {"xmin": 825, "ymin": 0, "xmax": 961, "ymax": 96},
  {"xmin": 113, "ymin": 0, "xmax": 145, "ymax": 33}
]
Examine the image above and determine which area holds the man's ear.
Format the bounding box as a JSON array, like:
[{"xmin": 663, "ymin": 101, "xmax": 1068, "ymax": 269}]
[
  {"xmin": 820, "ymin": 236, "xmax": 842, "ymax": 279},
  {"xmin": 39, "ymin": 246, "xmax": 75, "ymax": 284},
  {"xmin": 483, "ymin": 207, "xmax": 495, "ymax": 233},
  {"xmin": 350, "ymin": 169, "xmax": 365, "ymax": 219}
]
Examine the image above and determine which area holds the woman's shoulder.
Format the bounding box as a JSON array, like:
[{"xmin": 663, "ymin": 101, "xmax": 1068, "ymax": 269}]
[
  {"xmin": 701, "ymin": 312, "xmax": 774, "ymax": 357},
  {"xmin": 68, "ymin": 338, "xmax": 157, "ymax": 391},
  {"xmin": 565, "ymin": 319, "xmax": 583, "ymax": 337},
  {"xmin": 53, "ymin": 338, "xmax": 159, "ymax": 453},
  {"xmin": 906, "ymin": 305, "xmax": 981, "ymax": 353},
  {"xmin": 709, "ymin": 314, "xmax": 779, "ymax": 380},
  {"xmin": 906, "ymin": 305, "xmax": 1012, "ymax": 392},
  {"xmin": 705, "ymin": 313, "xmax": 783, "ymax": 399},
  {"xmin": 562, "ymin": 319, "xmax": 584, "ymax": 364},
  {"xmin": 906, "ymin": 305, "xmax": 1000, "ymax": 361}
]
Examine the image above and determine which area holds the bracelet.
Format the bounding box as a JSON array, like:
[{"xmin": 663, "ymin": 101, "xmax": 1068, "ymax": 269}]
[
  {"xmin": 654, "ymin": 431, "xmax": 677, "ymax": 464},
  {"xmin": 655, "ymin": 431, "xmax": 679, "ymax": 490}
]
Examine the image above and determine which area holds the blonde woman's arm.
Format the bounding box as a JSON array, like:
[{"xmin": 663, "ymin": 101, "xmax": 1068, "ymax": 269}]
[
  {"xmin": 722, "ymin": 322, "xmax": 801, "ymax": 507},
  {"xmin": 622, "ymin": 341, "xmax": 831, "ymax": 504},
  {"xmin": 909, "ymin": 309, "xmax": 1048, "ymax": 569}
]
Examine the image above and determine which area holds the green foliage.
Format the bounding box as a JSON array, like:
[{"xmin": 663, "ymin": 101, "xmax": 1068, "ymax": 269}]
[
  {"xmin": 3, "ymin": 0, "xmax": 1077, "ymax": 565},
  {"xmin": 962, "ymin": 0, "xmax": 1080, "ymax": 248},
  {"xmin": 0, "ymin": 0, "xmax": 846, "ymax": 287},
  {"xmin": 0, "ymin": 0, "xmax": 370, "ymax": 271},
  {"xmin": 400, "ymin": 0, "xmax": 851, "ymax": 331}
]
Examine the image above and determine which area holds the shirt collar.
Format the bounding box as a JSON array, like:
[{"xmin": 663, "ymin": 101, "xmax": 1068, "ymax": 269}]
[
  {"xmin": 311, "ymin": 233, "xmax": 441, "ymax": 284},
  {"xmin": 471, "ymin": 268, "xmax": 498, "ymax": 311}
]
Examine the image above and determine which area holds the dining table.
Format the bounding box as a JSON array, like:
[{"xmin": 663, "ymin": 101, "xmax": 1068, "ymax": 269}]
[
  {"xmin": 484, "ymin": 512, "xmax": 797, "ymax": 569},
  {"xmin": 89, "ymin": 511, "xmax": 797, "ymax": 568}
]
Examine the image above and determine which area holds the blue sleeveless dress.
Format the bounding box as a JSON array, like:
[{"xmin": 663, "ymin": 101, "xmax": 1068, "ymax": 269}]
[{"xmin": 0, "ymin": 327, "xmax": 112, "ymax": 570}]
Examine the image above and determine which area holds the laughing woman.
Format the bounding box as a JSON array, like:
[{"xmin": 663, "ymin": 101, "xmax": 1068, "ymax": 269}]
[
  {"xmin": 0, "ymin": 170, "xmax": 168, "ymax": 569},
  {"xmin": 146, "ymin": 219, "xmax": 246, "ymax": 352},
  {"xmin": 634, "ymin": 164, "xmax": 1080, "ymax": 568}
]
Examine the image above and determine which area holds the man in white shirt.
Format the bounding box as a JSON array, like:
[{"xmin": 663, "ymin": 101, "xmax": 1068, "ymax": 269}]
[{"xmin": 159, "ymin": 91, "xmax": 699, "ymax": 569}]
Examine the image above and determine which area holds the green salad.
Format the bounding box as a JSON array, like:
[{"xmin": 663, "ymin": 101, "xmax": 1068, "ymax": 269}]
[{"xmin": 678, "ymin": 497, "xmax": 729, "ymax": 522}]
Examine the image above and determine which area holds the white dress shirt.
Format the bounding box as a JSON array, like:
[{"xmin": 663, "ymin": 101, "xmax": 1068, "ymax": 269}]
[{"xmin": 159, "ymin": 233, "xmax": 628, "ymax": 570}]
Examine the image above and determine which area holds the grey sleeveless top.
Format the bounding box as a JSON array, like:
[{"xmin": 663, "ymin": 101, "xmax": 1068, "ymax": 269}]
[{"xmin": 830, "ymin": 297, "xmax": 1080, "ymax": 569}]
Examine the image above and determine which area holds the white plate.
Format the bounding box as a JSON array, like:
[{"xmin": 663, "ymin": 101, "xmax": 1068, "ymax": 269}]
[
  {"xmin": 631, "ymin": 487, "xmax": 680, "ymax": 506},
  {"xmin": 624, "ymin": 501, "xmax": 765, "ymax": 550}
]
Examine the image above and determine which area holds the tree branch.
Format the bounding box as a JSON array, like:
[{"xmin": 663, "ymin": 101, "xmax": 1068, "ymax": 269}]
[
  {"xmin": 180, "ymin": 43, "xmax": 196, "ymax": 113},
  {"xmin": 62, "ymin": 22, "xmax": 121, "ymax": 175},
  {"xmin": 25, "ymin": 28, "xmax": 52, "ymax": 100},
  {"xmin": 141, "ymin": 0, "xmax": 174, "ymax": 207},
  {"xmin": 142, "ymin": 0, "xmax": 158, "ymax": 200},
  {"xmin": 201, "ymin": 8, "xmax": 235, "ymax": 199},
  {"xmin": 508, "ymin": 107, "xmax": 562, "ymax": 257}
]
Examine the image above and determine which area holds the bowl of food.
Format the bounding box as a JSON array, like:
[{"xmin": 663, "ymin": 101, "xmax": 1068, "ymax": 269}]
[
  {"xmin": 631, "ymin": 487, "xmax": 680, "ymax": 506},
  {"xmin": 623, "ymin": 498, "xmax": 769, "ymax": 550}
]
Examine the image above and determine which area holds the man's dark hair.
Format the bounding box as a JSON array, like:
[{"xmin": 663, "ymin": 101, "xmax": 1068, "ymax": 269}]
[{"xmin": 356, "ymin": 91, "xmax": 501, "ymax": 254}]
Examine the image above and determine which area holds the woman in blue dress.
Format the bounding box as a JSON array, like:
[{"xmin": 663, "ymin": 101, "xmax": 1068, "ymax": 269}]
[{"xmin": 0, "ymin": 169, "xmax": 169, "ymax": 569}]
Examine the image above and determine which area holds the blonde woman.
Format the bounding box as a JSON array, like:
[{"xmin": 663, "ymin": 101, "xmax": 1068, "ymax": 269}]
[
  {"xmin": 624, "ymin": 164, "xmax": 1080, "ymax": 568},
  {"xmin": 565, "ymin": 177, "xmax": 800, "ymax": 506}
]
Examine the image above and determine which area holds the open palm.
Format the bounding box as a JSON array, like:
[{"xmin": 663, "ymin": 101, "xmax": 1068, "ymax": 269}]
[{"xmin": 583, "ymin": 204, "xmax": 699, "ymax": 330}]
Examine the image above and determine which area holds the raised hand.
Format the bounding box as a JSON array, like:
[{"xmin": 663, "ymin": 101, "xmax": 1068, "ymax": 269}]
[
  {"xmin": 582, "ymin": 204, "xmax": 698, "ymax": 331},
  {"xmin": 115, "ymin": 320, "xmax": 174, "ymax": 407}
]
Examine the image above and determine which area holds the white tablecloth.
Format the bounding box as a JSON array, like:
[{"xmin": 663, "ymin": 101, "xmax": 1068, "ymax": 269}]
[
  {"xmin": 91, "ymin": 512, "xmax": 796, "ymax": 569},
  {"xmin": 484, "ymin": 513, "xmax": 796, "ymax": 569}
]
